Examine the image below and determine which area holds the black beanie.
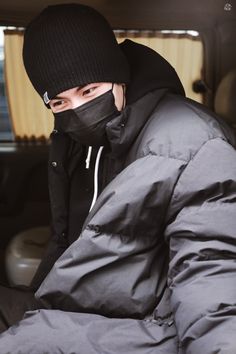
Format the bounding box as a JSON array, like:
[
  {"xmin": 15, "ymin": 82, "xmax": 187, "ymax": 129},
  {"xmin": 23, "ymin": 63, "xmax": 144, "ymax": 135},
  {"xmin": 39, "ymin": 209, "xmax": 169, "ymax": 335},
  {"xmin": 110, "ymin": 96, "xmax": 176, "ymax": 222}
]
[{"xmin": 23, "ymin": 3, "xmax": 130, "ymax": 103}]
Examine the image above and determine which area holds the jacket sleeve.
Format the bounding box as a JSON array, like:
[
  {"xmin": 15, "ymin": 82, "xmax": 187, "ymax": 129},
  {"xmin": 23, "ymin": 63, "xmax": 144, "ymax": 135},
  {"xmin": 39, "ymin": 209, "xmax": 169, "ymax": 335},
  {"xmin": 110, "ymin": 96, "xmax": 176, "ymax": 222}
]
[
  {"xmin": 0, "ymin": 308, "xmax": 177, "ymax": 354},
  {"xmin": 165, "ymin": 137, "xmax": 236, "ymax": 354}
]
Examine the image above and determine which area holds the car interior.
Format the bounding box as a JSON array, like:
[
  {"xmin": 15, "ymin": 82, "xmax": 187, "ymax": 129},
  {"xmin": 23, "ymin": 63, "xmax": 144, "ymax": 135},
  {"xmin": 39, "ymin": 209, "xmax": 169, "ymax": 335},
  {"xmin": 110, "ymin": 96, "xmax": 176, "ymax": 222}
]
[{"xmin": 0, "ymin": 0, "xmax": 235, "ymax": 287}]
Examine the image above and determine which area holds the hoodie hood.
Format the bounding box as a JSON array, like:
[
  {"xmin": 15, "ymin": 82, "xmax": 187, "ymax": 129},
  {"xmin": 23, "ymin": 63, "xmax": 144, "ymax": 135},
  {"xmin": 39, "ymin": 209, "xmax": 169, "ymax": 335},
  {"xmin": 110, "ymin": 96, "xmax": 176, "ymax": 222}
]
[{"xmin": 119, "ymin": 39, "xmax": 185, "ymax": 104}]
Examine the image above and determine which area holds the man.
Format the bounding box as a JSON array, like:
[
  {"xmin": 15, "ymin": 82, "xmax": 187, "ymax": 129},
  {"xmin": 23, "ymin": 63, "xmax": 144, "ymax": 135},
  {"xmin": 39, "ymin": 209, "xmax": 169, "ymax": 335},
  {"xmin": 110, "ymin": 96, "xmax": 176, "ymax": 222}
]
[{"xmin": 0, "ymin": 3, "xmax": 236, "ymax": 353}]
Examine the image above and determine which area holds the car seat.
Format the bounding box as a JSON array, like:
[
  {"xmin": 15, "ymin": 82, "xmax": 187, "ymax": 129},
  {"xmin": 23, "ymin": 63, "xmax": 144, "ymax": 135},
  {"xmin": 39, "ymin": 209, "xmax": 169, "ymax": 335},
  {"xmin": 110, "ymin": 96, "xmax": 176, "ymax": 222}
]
[
  {"xmin": 5, "ymin": 226, "xmax": 50, "ymax": 286},
  {"xmin": 214, "ymin": 69, "xmax": 236, "ymax": 129}
]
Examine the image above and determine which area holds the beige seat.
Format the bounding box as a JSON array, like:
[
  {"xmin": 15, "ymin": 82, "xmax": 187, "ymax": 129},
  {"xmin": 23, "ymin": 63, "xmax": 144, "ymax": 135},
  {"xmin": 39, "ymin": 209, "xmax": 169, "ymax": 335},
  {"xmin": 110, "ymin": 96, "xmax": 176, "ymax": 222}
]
[
  {"xmin": 5, "ymin": 226, "xmax": 50, "ymax": 286},
  {"xmin": 214, "ymin": 69, "xmax": 236, "ymax": 129}
]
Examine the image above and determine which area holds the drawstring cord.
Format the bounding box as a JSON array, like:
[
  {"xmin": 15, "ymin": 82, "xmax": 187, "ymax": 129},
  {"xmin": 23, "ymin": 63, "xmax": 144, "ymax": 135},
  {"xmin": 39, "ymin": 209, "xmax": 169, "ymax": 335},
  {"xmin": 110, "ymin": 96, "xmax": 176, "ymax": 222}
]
[
  {"xmin": 86, "ymin": 146, "xmax": 92, "ymax": 169},
  {"xmin": 89, "ymin": 146, "xmax": 104, "ymax": 212}
]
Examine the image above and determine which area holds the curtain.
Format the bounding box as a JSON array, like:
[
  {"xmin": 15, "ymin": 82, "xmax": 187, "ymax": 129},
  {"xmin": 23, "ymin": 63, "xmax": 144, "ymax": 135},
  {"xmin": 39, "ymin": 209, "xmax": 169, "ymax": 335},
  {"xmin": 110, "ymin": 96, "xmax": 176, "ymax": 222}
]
[
  {"xmin": 4, "ymin": 30, "xmax": 54, "ymax": 141},
  {"xmin": 116, "ymin": 30, "xmax": 203, "ymax": 104},
  {"xmin": 4, "ymin": 30, "xmax": 203, "ymax": 141}
]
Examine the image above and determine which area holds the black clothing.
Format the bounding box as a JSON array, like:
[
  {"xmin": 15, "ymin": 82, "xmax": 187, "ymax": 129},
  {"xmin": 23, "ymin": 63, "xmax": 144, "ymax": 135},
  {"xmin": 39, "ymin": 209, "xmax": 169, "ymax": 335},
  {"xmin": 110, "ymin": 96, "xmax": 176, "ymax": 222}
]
[
  {"xmin": 1, "ymin": 40, "xmax": 236, "ymax": 354},
  {"xmin": 0, "ymin": 285, "xmax": 39, "ymax": 333}
]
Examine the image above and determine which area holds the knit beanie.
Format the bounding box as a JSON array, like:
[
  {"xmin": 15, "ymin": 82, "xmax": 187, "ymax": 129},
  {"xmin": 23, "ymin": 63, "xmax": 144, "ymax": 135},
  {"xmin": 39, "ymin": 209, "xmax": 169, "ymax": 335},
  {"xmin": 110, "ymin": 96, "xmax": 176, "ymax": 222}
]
[{"xmin": 23, "ymin": 3, "xmax": 130, "ymax": 104}]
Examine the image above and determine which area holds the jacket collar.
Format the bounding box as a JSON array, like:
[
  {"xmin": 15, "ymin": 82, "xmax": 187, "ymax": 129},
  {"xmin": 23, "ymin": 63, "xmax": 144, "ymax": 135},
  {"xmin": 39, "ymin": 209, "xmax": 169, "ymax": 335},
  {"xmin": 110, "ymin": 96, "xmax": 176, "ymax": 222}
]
[{"xmin": 106, "ymin": 88, "xmax": 168, "ymax": 157}]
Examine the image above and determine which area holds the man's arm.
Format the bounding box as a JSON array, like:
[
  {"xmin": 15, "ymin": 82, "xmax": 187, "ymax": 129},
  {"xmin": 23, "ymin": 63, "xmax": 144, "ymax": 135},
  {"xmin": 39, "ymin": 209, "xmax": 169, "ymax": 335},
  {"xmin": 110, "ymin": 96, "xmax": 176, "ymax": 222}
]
[{"xmin": 166, "ymin": 137, "xmax": 236, "ymax": 353}]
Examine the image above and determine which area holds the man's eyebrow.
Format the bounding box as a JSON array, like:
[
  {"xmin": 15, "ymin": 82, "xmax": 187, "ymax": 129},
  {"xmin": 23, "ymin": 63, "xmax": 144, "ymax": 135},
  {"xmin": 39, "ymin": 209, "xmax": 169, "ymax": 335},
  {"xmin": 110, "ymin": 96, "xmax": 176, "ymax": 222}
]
[{"xmin": 52, "ymin": 85, "xmax": 87, "ymax": 100}]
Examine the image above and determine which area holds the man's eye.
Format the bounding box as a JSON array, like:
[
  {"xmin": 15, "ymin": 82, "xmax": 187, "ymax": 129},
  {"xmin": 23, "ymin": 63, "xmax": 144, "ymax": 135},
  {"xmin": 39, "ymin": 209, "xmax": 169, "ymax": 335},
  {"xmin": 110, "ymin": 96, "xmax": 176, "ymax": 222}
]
[
  {"xmin": 52, "ymin": 100, "xmax": 64, "ymax": 107},
  {"xmin": 82, "ymin": 86, "xmax": 97, "ymax": 96}
]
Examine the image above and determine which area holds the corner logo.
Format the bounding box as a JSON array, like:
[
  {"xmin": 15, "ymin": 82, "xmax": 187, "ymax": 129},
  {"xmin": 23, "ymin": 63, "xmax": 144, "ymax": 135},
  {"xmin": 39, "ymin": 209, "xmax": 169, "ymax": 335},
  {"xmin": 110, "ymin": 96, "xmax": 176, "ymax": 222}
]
[{"xmin": 43, "ymin": 91, "xmax": 50, "ymax": 104}]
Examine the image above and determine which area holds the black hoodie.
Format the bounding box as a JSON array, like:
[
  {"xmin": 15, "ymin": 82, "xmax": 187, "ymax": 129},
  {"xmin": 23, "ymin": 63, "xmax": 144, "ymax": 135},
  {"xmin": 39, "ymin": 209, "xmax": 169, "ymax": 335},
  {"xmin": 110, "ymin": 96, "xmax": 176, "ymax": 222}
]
[{"xmin": 120, "ymin": 39, "xmax": 185, "ymax": 103}]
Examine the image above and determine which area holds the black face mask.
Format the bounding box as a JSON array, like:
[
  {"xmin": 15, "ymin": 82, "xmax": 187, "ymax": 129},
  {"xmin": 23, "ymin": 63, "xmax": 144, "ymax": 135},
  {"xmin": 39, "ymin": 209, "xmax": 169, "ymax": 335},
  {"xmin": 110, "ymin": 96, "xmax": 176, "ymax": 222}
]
[{"xmin": 54, "ymin": 89, "xmax": 120, "ymax": 146}]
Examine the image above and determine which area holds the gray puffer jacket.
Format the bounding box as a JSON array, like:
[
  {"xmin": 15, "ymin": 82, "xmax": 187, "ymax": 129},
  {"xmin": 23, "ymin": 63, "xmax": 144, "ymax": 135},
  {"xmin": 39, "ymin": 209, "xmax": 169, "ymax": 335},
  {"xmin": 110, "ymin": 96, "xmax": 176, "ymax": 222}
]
[{"xmin": 1, "ymin": 41, "xmax": 236, "ymax": 354}]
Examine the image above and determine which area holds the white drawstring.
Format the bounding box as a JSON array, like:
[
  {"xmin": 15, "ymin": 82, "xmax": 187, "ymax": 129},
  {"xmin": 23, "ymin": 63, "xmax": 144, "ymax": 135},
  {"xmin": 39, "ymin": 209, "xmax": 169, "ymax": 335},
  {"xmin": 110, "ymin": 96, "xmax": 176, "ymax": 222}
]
[
  {"xmin": 89, "ymin": 146, "xmax": 104, "ymax": 212},
  {"xmin": 85, "ymin": 146, "xmax": 92, "ymax": 169}
]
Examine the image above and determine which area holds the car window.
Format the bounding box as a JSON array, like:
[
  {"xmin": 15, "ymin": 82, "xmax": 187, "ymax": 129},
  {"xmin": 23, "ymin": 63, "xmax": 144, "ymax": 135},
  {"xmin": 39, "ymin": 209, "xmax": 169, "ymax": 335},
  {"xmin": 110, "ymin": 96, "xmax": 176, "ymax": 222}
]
[{"xmin": 0, "ymin": 27, "xmax": 12, "ymax": 141}]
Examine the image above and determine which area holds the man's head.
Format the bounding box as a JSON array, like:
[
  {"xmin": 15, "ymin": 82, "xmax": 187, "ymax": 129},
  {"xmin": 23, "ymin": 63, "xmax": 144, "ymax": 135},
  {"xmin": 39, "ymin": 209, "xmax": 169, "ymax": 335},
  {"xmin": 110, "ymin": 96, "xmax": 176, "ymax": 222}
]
[{"xmin": 23, "ymin": 3, "xmax": 129, "ymax": 106}]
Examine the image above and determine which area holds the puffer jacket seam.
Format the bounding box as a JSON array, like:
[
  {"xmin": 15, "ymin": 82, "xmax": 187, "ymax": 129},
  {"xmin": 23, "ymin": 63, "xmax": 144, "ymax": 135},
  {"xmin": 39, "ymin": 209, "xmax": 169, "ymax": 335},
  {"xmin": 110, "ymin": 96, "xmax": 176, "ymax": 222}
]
[
  {"xmin": 85, "ymin": 223, "xmax": 161, "ymax": 241},
  {"xmin": 142, "ymin": 149, "xmax": 188, "ymax": 162},
  {"xmin": 180, "ymin": 303, "xmax": 236, "ymax": 346},
  {"xmin": 171, "ymin": 199, "xmax": 236, "ymax": 220},
  {"xmin": 164, "ymin": 136, "xmax": 226, "ymax": 225}
]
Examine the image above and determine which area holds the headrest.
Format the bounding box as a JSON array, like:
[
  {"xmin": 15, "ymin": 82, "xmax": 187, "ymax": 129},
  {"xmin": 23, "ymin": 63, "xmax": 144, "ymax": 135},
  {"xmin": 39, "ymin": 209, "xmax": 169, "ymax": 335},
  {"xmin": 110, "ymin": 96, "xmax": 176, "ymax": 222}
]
[{"xmin": 214, "ymin": 70, "xmax": 236, "ymax": 126}]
